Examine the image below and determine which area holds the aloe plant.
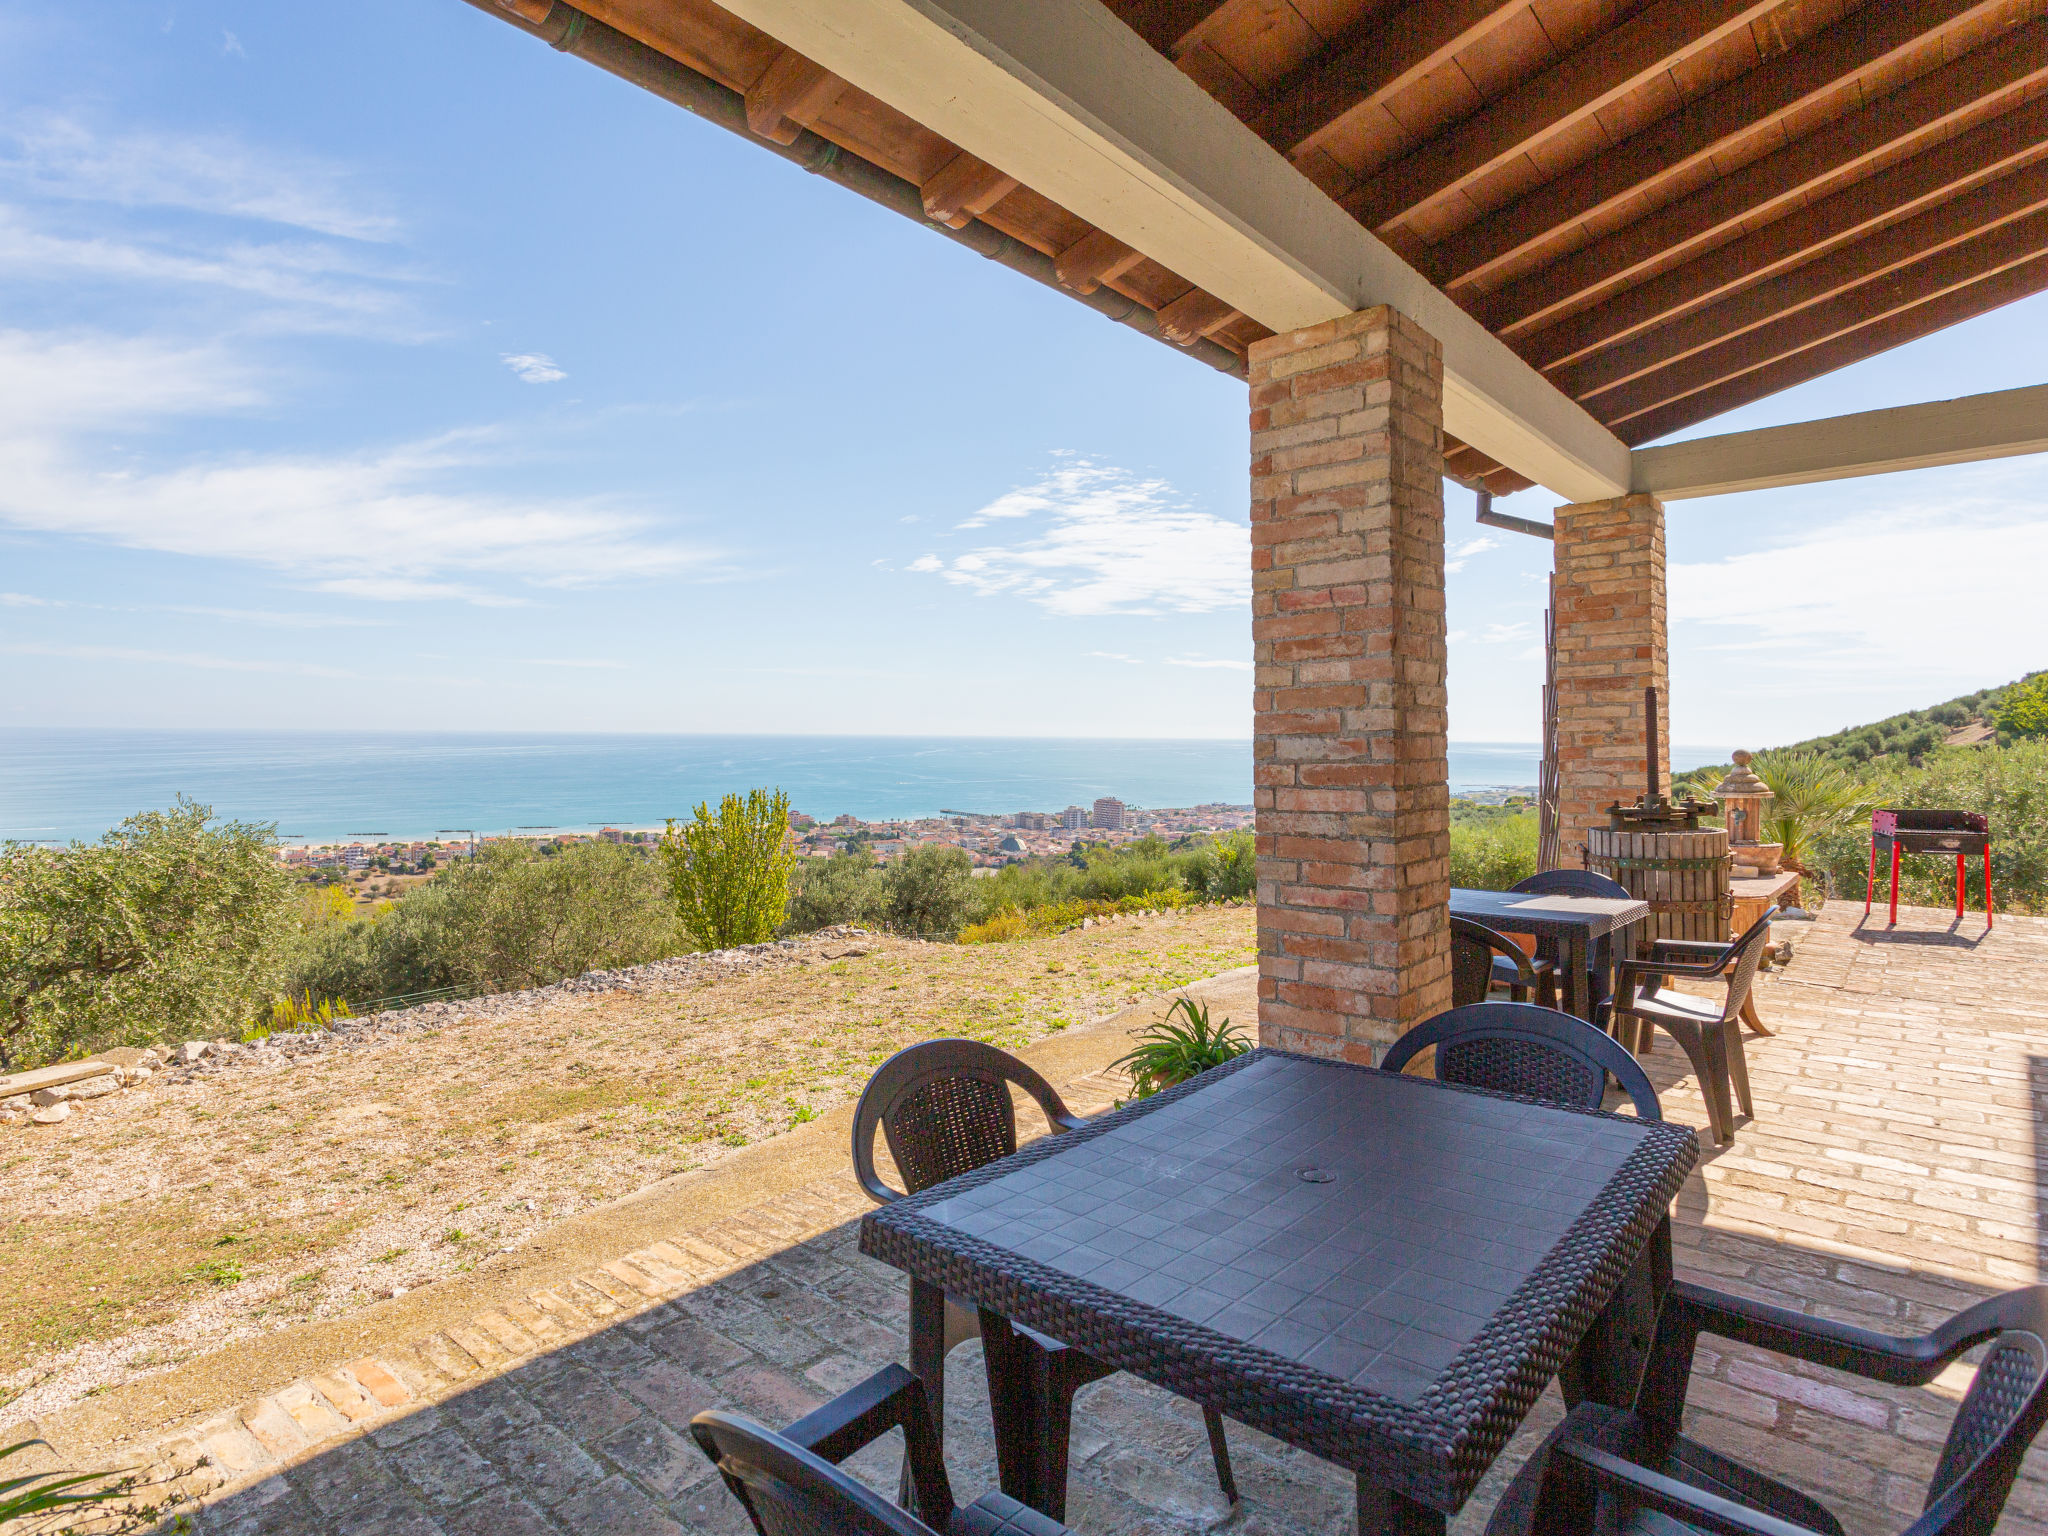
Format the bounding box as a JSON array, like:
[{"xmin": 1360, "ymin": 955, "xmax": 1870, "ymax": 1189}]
[
  {"xmin": 0, "ymin": 1439, "xmax": 128, "ymax": 1525},
  {"xmin": 1112, "ymin": 996, "xmax": 1251, "ymax": 1099}
]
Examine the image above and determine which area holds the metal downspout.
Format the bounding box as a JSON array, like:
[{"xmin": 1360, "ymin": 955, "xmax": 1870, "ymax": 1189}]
[{"xmin": 457, "ymin": 0, "xmax": 1250, "ymax": 380}]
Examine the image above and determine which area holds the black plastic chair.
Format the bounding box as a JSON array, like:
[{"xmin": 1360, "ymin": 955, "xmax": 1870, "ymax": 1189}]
[
  {"xmin": 1382, "ymin": 1002, "xmax": 1661, "ymax": 1121},
  {"xmin": 1487, "ymin": 1282, "xmax": 2048, "ymax": 1536},
  {"xmin": 1614, "ymin": 907, "xmax": 1776, "ymax": 1144},
  {"xmin": 1452, "ymin": 915, "xmax": 1559, "ymax": 1009},
  {"xmin": 1511, "ymin": 870, "xmax": 1634, "ymax": 1023},
  {"xmin": 852, "ymin": 1040, "xmax": 1235, "ymax": 1520},
  {"xmin": 691, "ymin": 1363, "xmax": 1072, "ymax": 1536}
]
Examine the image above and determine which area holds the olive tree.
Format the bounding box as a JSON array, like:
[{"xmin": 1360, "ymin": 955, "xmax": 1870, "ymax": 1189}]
[
  {"xmin": 0, "ymin": 798, "xmax": 295, "ymax": 1068},
  {"xmin": 660, "ymin": 788, "xmax": 798, "ymax": 950}
]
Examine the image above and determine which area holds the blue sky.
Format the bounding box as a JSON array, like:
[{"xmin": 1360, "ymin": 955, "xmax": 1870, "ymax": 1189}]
[{"xmin": 1, "ymin": 0, "xmax": 2042, "ymax": 749}]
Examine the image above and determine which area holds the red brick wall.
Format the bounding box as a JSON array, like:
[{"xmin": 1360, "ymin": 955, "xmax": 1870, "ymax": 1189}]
[
  {"xmin": 1247, "ymin": 306, "xmax": 1451, "ymax": 1062},
  {"xmin": 1552, "ymin": 492, "xmax": 1670, "ymax": 869}
]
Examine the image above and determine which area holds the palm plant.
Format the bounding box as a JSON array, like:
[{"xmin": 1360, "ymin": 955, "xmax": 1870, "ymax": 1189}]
[
  {"xmin": 1112, "ymin": 996, "xmax": 1251, "ymax": 1099},
  {"xmin": 1747, "ymin": 749, "xmax": 1871, "ymax": 874}
]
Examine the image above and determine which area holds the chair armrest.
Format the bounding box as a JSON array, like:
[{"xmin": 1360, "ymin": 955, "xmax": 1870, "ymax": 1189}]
[
  {"xmin": 1548, "ymin": 1440, "xmax": 1821, "ymax": 1536},
  {"xmin": 782, "ymin": 1365, "xmax": 954, "ymax": 1519},
  {"xmin": 1661, "ymin": 1282, "xmax": 1957, "ymax": 1386},
  {"xmin": 1652, "ymin": 939, "xmax": 1733, "ymax": 960},
  {"xmin": 1616, "ymin": 955, "xmax": 1727, "ymax": 985}
]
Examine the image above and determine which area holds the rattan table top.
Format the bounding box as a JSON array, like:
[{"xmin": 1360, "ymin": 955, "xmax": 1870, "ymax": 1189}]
[
  {"xmin": 861, "ymin": 1049, "xmax": 1696, "ymax": 1511},
  {"xmin": 1450, "ymin": 889, "xmax": 1650, "ymax": 941}
]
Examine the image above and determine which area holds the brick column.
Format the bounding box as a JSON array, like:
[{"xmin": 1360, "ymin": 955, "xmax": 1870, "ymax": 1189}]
[
  {"xmin": 1249, "ymin": 306, "xmax": 1451, "ymax": 1063},
  {"xmin": 1552, "ymin": 492, "xmax": 1669, "ymax": 868}
]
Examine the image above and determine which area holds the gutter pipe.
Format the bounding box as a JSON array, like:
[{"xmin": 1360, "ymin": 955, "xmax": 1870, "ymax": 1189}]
[{"xmin": 457, "ymin": 0, "xmax": 1251, "ymax": 380}]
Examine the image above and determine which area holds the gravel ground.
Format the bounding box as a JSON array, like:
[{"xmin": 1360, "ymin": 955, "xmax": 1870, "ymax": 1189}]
[{"xmin": 0, "ymin": 907, "xmax": 1255, "ymax": 1424}]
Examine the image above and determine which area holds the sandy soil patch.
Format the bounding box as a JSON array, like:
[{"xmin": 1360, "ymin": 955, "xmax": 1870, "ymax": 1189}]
[{"xmin": 0, "ymin": 907, "xmax": 1254, "ymax": 1422}]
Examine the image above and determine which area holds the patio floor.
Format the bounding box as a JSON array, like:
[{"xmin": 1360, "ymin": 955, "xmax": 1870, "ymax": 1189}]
[{"xmin": 38, "ymin": 900, "xmax": 2048, "ymax": 1535}]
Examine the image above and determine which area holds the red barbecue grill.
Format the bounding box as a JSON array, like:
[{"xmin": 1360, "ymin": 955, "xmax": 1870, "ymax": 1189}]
[{"xmin": 1866, "ymin": 808, "xmax": 1994, "ymax": 928}]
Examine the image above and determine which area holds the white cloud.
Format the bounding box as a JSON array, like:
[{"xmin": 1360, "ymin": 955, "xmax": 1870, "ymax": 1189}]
[
  {"xmin": 1088, "ymin": 651, "xmax": 1143, "ymax": 664},
  {"xmin": 1, "ymin": 117, "xmax": 398, "ymax": 241},
  {"xmin": 503, "ymin": 352, "xmax": 566, "ymax": 384},
  {"xmin": 1165, "ymin": 656, "xmax": 1253, "ymax": 671},
  {"xmin": 913, "ymin": 460, "xmax": 1245, "ymax": 616},
  {"xmin": 521, "ymin": 657, "xmax": 627, "ymax": 670},
  {"xmin": 0, "ymin": 207, "xmax": 425, "ymax": 332},
  {"xmin": 0, "ymin": 331, "xmax": 702, "ymax": 601},
  {"xmin": 1445, "ymin": 534, "xmax": 1499, "ymax": 574},
  {"xmin": 2, "ymin": 591, "xmax": 58, "ymax": 606},
  {"xmin": 1477, "ymin": 621, "xmax": 1532, "ymax": 644},
  {"xmin": 1671, "ymin": 470, "xmax": 2048, "ymax": 695},
  {"xmin": 220, "ymin": 30, "xmax": 245, "ymax": 58}
]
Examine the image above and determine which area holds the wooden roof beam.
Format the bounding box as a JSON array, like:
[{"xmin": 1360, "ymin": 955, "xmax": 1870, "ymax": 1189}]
[
  {"xmin": 1426, "ymin": 0, "xmax": 2013, "ymax": 290},
  {"xmin": 1592, "ymin": 206, "xmax": 2048, "ymax": 427},
  {"xmin": 744, "ymin": 47, "xmax": 846, "ymax": 144},
  {"xmin": 1251, "ymin": 0, "xmax": 1528, "ymax": 161},
  {"xmin": 1343, "ymin": 0, "xmax": 1780, "ymax": 231},
  {"xmin": 714, "ymin": 0, "xmax": 1632, "ymax": 501},
  {"xmin": 1478, "ymin": 16, "xmax": 2048, "ymax": 336},
  {"xmin": 920, "ymin": 151, "xmax": 1018, "ymax": 228},
  {"xmin": 1615, "ymin": 252, "xmax": 2048, "ymax": 444},
  {"xmin": 1632, "ymin": 382, "xmax": 2048, "ymax": 498},
  {"xmin": 1155, "ymin": 288, "xmax": 1242, "ymax": 345},
  {"xmin": 1519, "ymin": 95, "xmax": 2048, "ymax": 372},
  {"xmin": 1054, "ymin": 227, "xmax": 1146, "ymax": 294},
  {"xmin": 1559, "ymin": 157, "xmax": 2048, "ymax": 400}
]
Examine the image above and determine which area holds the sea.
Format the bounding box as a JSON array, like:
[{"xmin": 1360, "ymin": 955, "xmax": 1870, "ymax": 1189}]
[{"xmin": 0, "ymin": 730, "xmax": 1730, "ymax": 845}]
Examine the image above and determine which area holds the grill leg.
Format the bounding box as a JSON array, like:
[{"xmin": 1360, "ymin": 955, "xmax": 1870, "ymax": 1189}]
[
  {"xmin": 1956, "ymin": 853, "xmax": 1966, "ymax": 919},
  {"xmin": 1985, "ymin": 847, "xmax": 1995, "ymax": 928},
  {"xmin": 1866, "ymin": 837, "xmax": 1876, "ymax": 914},
  {"xmin": 1888, "ymin": 841, "xmax": 1901, "ymax": 926}
]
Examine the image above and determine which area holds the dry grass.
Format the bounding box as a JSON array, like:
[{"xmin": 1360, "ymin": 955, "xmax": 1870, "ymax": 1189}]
[{"xmin": 0, "ymin": 907, "xmax": 1253, "ymax": 1405}]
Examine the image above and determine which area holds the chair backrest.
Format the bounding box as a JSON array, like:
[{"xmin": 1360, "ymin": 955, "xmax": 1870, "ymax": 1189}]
[
  {"xmin": 1381, "ymin": 1002, "xmax": 1662, "ymax": 1120},
  {"xmin": 690, "ymin": 1409, "xmax": 941, "ymax": 1536},
  {"xmin": 1511, "ymin": 869, "xmax": 1633, "ymax": 901},
  {"xmin": 1916, "ymin": 1308, "xmax": 2048, "ymax": 1536},
  {"xmin": 1712, "ymin": 907, "xmax": 1779, "ymax": 1026},
  {"xmin": 1450, "ymin": 916, "xmax": 1532, "ymax": 1008},
  {"xmin": 851, "ymin": 1039, "xmax": 1078, "ymax": 1204}
]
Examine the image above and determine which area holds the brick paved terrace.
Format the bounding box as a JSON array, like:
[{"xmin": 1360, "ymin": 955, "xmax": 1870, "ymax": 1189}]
[{"xmin": 19, "ymin": 900, "xmax": 2048, "ymax": 1536}]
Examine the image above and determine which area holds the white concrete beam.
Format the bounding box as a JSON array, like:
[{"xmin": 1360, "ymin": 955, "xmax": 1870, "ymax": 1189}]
[
  {"xmin": 1633, "ymin": 383, "xmax": 2048, "ymax": 499},
  {"xmin": 711, "ymin": 0, "xmax": 1633, "ymax": 503}
]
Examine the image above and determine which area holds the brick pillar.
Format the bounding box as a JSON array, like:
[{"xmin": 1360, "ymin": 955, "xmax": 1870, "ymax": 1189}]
[
  {"xmin": 1552, "ymin": 492, "xmax": 1669, "ymax": 869},
  {"xmin": 1248, "ymin": 306, "xmax": 1451, "ymax": 1064}
]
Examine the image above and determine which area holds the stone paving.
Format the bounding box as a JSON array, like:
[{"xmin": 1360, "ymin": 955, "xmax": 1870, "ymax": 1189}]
[{"xmin": 31, "ymin": 900, "xmax": 2048, "ymax": 1536}]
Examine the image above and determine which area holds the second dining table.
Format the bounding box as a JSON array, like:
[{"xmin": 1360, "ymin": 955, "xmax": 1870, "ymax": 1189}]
[
  {"xmin": 862, "ymin": 1047, "xmax": 1698, "ymax": 1535},
  {"xmin": 1449, "ymin": 886, "xmax": 1649, "ymax": 1023}
]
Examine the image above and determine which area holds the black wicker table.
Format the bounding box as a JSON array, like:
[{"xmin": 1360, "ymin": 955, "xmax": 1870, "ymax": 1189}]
[
  {"xmin": 861, "ymin": 1048, "xmax": 1697, "ymax": 1534},
  {"xmin": 1450, "ymin": 888, "xmax": 1649, "ymax": 1022}
]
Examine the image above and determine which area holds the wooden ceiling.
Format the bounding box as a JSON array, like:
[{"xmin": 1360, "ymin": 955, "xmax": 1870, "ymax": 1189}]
[{"xmin": 507, "ymin": 0, "xmax": 2048, "ymax": 495}]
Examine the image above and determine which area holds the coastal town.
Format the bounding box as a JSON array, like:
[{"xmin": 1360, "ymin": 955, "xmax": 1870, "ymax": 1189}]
[{"xmin": 273, "ymin": 796, "xmax": 1257, "ymax": 877}]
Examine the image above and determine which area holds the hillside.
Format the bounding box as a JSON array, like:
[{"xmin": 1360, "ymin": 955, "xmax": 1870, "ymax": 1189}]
[{"xmin": 1768, "ymin": 670, "xmax": 2043, "ymax": 768}]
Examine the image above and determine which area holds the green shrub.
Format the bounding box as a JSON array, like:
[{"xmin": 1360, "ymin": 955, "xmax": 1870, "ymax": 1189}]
[
  {"xmin": 1448, "ymin": 811, "xmax": 1538, "ymax": 891},
  {"xmin": 1996, "ymin": 673, "xmax": 2048, "ymax": 739},
  {"xmin": 286, "ymin": 840, "xmax": 684, "ymax": 1007},
  {"xmin": 660, "ymin": 788, "xmax": 798, "ymax": 950},
  {"xmin": 783, "ymin": 848, "xmax": 885, "ymax": 933},
  {"xmin": 881, "ymin": 844, "xmax": 979, "ymax": 940},
  {"xmin": 0, "ymin": 798, "xmax": 295, "ymax": 1069}
]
